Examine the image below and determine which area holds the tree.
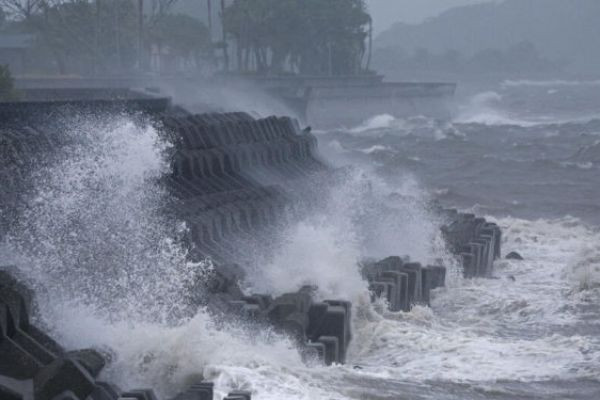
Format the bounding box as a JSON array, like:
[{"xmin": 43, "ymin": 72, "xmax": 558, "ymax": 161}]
[
  {"xmin": 0, "ymin": 0, "xmax": 216, "ymax": 75},
  {"xmin": 0, "ymin": 65, "xmax": 20, "ymax": 101},
  {"xmin": 147, "ymin": 13, "xmax": 213, "ymax": 71},
  {"xmin": 222, "ymin": 0, "xmax": 370, "ymax": 76},
  {"xmin": 0, "ymin": 0, "xmax": 48, "ymax": 20}
]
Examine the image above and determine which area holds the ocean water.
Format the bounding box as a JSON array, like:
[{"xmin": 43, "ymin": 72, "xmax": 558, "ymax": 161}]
[
  {"xmin": 312, "ymin": 79, "xmax": 600, "ymax": 399},
  {"xmin": 2, "ymin": 79, "xmax": 600, "ymax": 399}
]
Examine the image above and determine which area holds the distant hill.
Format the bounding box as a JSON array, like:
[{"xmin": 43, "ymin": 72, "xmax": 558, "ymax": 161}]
[{"xmin": 374, "ymin": 0, "xmax": 600, "ymax": 75}]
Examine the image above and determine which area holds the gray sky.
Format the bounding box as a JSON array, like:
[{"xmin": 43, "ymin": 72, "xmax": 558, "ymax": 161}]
[{"xmin": 365, "ymin": 0, "xmax": 493, "ymax": 33}]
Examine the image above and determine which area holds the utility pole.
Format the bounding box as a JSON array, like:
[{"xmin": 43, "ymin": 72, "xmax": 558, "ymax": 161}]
[
  {"xmin": 366, "ymin": 17, "xmax": 373, "ymax": 73},
  {"xmin": 115, "ymin": 0, "xmax": 121, "ymax": 72},
  {"xmin": 221, "ymin": 0, "xmax": 229, "ymax": 71},
  {"xmin": 94, "ymin": 0, "xmax": 100, "ymax": 75},
  {"xmin": 137, "ymin": 0, "xmax": 144, "ymax": 70},
  {"xmin": 207, "ymin": 0, "xmax": 213, "ymax": 38}
]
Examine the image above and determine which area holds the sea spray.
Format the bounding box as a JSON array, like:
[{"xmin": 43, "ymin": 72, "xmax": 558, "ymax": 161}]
[
  {"xmin": 342, "ymin": 216, "xmax": 600, "ymax": 385},
  {"xmin": 244, "ymin": 168, "xmax": 449, "ymax": 303},
  {"xmin": 6, "ymin": 111, "xmax": 579, "ymax": 399},
  {"xmin": 349, "ymin": 114, "xmax": 397, "ymax": 133},
  {"xmin": 0, "ymin": 113, "xmax": 378, "ymax": 398},
  {"xmin": 454, "ymin": 91, "xmax": 526, "ymax": 126},
  {"xmin": 0, "ymin": 113, "xmax": 308, "ymax": 397},
  {"xmin": 47, "ymin": 302, "xmax": 313, "ymax": 399},
  {"xmin": 3, "ymin": 114, "xmax": 207, "ymax": 324}
]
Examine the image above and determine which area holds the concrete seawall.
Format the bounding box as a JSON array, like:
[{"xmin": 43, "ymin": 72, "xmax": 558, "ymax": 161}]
[{"xmin": 1, "ymin": 103, "xmax": 501, "ymax": 400}]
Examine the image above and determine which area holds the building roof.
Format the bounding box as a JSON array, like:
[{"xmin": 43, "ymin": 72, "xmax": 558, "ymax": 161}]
[{"xmin": 0, "ymin": 34, "xmax": 34, "ymax": 49}]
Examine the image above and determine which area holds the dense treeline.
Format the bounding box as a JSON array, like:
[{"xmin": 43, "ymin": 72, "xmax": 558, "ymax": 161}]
[
  {"xmin": 0, "ymin": 0, "xmax": 212, "ymax": 75},
  {"xmin": 222, "ymin": 0, "xmax": 372, "ymax": 75},
  {"xmin": 1, "ymin": 0, "xmax": 374, "ymax": 76}
]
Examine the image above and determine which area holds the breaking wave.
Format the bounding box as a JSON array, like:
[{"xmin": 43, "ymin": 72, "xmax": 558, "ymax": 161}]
[
  {"xmin": 502, "ymin": 79, "xmax": 600, "ymax": 88},
  {"xmin": 0, "ymin": 113, "xmax": 451, "ymax": 398},
  {"xmin": 571, "ymin": 140, "xmax": 600, "ymax": 163},
  {"xmin": 2, "ymin": 110, "xmax": 600, "ymax": 399},
  {"xmin": 246, "ymin": 169, "xmax": 447, "ymax": 302},
  {"xmin": 454, "ymin": 91, "xmax": 540, "ymax": 127},
  {"xmin": 455, "ymin": 91, "xmax": 600, "ymax": 127},
  {"xmin": 349, "ymin": 216, "xmax": 600, "ymax": 384},
  {"xmin": 349, "ymin": 114, "xmax": 397, "ymax": 133},
  {"xmin": 3, "ymin": 115, "xmax": 207, "ymax": 324}
]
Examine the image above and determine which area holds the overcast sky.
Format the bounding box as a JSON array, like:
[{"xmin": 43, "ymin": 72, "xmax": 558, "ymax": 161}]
[{"xmin": 365, "ymin": 0, "xmax": 493, "ymax": 33}]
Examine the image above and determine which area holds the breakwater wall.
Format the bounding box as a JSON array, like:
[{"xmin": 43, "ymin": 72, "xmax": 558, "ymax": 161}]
[
  {"xmin": 1, "ymin": 103, "xmax": 501, "ymax": 400},
  {"xmin": 14, "ymin": 76, "xmax": 456, "ymax": 129},
  {"xmin": 212, "ymin": 74, "xmax": 457, "ymax": 128}
]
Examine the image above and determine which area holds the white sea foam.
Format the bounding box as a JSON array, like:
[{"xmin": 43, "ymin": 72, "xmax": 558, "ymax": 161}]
[
  {"xmin": 359, "ymin": 145, "xmax": 391, "ymax": 154},
  {"xmin": 454, "ymin": 91, "xmax": 538, "ymax": 127},
  {"xmin": 456, "ymin": 91, "xmax": 600, "ymax": 127},
  {"xmin": 347, "ymin": 114, "xmax": 459, "ymax": 143},
  {"xmin": 4, "ymin": 115, "xmax": 208, "ymax": 324},
  {"xmin": 52, "ymin": 214, "xmax": 600, "ymax": 397},
  {"xmin": 47, "ymin": 304, "xmax": 332, "ymax": 399},
  {"xmin": 0, "ymin": 114, "xmax": 332, "ymax": 398},
  {"xmin": 560, "ymin": 161, "xmax": 594, "ymax": 170},
  {"xmin": 349, "ymin": 114, "xmax": 397, "ymax": 133},
  {"xmin": 248, "ymin": 170, "xmax": 446, "ymax": 302},
  {"xmin": 4, "ymin": 113, "xmax": 600, "ymax": 399},
  {"xmin": 344, "ymin": 216, "xmax": 600, "ymax": 384},
  {"xmin": 502, "ymin": 79, "xmax": 600, "ymax": 88}
]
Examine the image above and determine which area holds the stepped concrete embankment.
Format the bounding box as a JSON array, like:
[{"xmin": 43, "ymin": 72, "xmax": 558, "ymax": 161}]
[{"xmin": 1, "ymin": 97, "xmax": 501, "ymax": 400}]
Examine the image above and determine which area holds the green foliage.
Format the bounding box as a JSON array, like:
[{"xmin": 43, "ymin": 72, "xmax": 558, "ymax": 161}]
[
  {"xmin": 14, "ymin": 0, "xmax": 141, "ymax": 74},
  {"xmin": 147, "ymin": 13, "xmax": 212, "ymax": 58},
  {"xmin": 223, "ymin": 0, "xmax": 371, "ymax": 75},
  {"xmin": 5, "ymin": 0, "xmax": 212, "ymax": 75},
  {"xmin": 0, "ymin": 64, "xmax": 20, "ymax": 101}
]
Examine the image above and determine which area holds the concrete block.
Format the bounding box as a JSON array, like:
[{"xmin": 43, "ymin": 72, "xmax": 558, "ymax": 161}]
[
  {"xmin": 66, "ymin": 349, "xmax": 105, "ymax": 378},
  {"xmin": 303, "ymin": 342, "xmax": 325, "ymax": 363},
  {"xmin": 461, "ymin": 252, "xmax": 475, "ymax": 278},
  {"xmin": 243, "ymin": 295, "xmax": 272, "ymax": 311},
  {"xmin": 428, "ymin": 266, "xmax": 446, "ymax": 289},
  {"xmin": 181, "ymin": 382, "xmax": 214, "ymax": 400},
  {"xmin": 226, "ymin": 390, "xmax": 251, "ymax": 400},
  {"xmin": 367, "ymin": 281, "xmax": 391, "ymax": 304},
  {"xmin": 381, "ymin": 271, "xmax": 408, "ymax": 312},
  {"xmin": 396, "ymin": 263, "xmax": 422, "ymax": 306},
  {"xmin": 92, "ymin": 382, "xmax": 121, "ymax": 400},
  {"xmin": 50, "ymin": 391, "xmax": 80, "ymax": 400},
  {"xmin": 0, "ymin": 273, "xmax": 58, "ymax": 379},
  {"xmin": 0, "ymin": 384, "xmax": 23, "ymax": 400},
  {"xmin": 34, "ymin": 358, "xmax": 96, "ymax": 400},
  {"xmin": 267, "ymin": 291, "xmax": 314, "ymax": 342},
  {"xmin": 316, "ymin": 336, "xmax": 339, "ymax": 366},
  {"xmin": 307, "ymin": 302, "xmax": 350, "ymax": 363},
  {"xmin": 119, "ymin": 390, "xmax": 158, "ymax": 400},
  {"xmin": 372, "ymin": 277, "xmax": 399, "ymax": 310}
]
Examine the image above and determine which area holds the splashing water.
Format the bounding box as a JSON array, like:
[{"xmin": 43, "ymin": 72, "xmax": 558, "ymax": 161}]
[
  {"xmin": 6, "ymin": 109, "xmax": 598, "ymax": 400},
  {"xmin": 0, "ymin": 114, "xmax": 312, "ymax": 398},
  {"xmin": 245, "ymin": 168, "xmax": 450, "ymax": 303},
  {"xmin": 3, "ymin": 115, "xmax": 206, "ymax": 324},
  {"xmin": 349, "ymin": 114, "xmax": 397, "ymax": 133}
]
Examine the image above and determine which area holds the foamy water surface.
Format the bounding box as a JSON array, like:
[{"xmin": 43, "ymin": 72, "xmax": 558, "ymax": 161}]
[{"xmin": 2, "ymin": 81, "xmax": 600, "ymax": 399}]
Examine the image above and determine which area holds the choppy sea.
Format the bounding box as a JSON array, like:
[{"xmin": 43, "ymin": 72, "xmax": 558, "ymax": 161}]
[{"xmin": 1, "ymin": 79, "xmax": 599, "ymax": 399}]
